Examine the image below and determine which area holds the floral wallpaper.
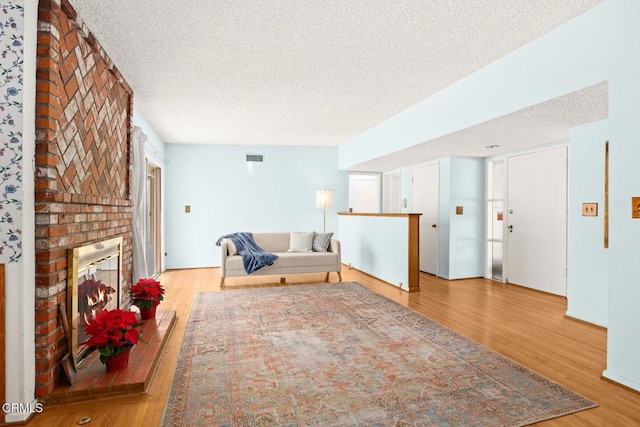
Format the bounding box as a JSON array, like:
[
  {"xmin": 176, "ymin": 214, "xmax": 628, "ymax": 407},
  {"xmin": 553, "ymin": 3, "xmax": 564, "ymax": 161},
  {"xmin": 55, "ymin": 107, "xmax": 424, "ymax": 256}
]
[{"xmin": 0, "ymin": 1, "xmax": 23, "ymax": 263}]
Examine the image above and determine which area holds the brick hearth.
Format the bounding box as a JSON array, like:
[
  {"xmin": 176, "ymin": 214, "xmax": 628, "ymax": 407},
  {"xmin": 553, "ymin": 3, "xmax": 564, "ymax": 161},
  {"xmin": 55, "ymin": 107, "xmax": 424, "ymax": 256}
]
[{"xmin": 47, "ymin": 310, "xmax": 176, "ymax": 404}]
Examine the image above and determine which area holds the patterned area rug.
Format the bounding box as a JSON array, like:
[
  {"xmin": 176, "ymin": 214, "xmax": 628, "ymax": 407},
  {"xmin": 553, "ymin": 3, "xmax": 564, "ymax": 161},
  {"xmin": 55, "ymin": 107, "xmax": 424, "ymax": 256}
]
[{"xmin": 162, "ymin": 283, "xmax": 596, "ymax": 426}]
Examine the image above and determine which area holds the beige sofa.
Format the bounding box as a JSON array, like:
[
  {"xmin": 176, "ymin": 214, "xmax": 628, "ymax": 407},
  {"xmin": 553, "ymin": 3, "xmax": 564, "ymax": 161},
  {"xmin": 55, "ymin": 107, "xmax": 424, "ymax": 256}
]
[{"xmin": 219, "ymin": 232, "xmax": 342, "ymax": 287}]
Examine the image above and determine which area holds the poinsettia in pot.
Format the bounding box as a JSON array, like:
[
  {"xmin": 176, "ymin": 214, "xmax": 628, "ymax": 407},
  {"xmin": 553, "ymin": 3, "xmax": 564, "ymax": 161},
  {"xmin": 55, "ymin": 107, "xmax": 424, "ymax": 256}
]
[
  {"xmin": 130, "ymin": 277, "xmax": 165, "ymax": 320},
  {"xmin": 82, "ymin": 308, "xmax": 140, "ymax": 371}
]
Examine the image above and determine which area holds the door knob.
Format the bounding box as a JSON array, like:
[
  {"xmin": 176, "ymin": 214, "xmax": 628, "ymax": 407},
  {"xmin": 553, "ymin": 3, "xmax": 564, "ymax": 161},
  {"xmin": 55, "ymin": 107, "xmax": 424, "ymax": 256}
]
[
  {"xmin": 431, "ymin": 224, "xmax": 437, "ymax": 228},
  {"xmin": 508, "ymin": 225, "xmax": 513, "ymax": 232}
]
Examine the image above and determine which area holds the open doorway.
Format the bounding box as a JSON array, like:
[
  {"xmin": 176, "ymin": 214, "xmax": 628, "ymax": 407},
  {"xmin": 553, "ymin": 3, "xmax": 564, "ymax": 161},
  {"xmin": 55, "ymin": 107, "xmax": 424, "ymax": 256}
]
[
  {"xmin": 146, "ymin": 163, "xmax": 162, "ymax": 277},
  {"xmin": 348, "ymin": 173, "xmax": 381, "ymax": 213}
]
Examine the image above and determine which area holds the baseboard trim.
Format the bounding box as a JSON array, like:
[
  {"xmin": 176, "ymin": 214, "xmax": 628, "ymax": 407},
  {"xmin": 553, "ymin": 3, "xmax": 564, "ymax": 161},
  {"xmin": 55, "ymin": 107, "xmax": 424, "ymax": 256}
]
[
  {"xmin": 602, "ymin": 370, "xmax": 640, "ymax": 394},
  {"xmin": 343, "ymin": 263, "xmax": 410, "ymax": 293},
  {"xmin": 564, "ymin": 311, "xmax": 607, "ymax": 329}
]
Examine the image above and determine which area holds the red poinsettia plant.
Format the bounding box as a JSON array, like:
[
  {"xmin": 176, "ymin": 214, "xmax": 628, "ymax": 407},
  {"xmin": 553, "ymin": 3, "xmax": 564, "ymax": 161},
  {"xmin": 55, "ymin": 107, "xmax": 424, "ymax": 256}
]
[
  {"xmin": 130, "ymin": 277, "xmax": 165, "ymax": 309},
  {"xmin": 82, "ymin": 308, "xmax": 140, "ymax": 364}
]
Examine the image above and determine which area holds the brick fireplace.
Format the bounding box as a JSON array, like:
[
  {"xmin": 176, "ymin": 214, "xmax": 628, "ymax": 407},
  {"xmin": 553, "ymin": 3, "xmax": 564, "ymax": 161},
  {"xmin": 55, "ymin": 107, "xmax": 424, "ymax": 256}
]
[{"xmin": 34, "ymin": 0, "xmax": 133, "ymax": 397}]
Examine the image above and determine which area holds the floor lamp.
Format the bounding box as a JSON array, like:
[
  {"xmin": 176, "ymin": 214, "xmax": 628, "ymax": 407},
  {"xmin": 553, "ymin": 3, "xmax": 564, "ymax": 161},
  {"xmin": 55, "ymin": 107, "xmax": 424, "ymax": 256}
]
[{"xmin": 316, "ymin": 189, "xmax": 334, "ymax": 233}]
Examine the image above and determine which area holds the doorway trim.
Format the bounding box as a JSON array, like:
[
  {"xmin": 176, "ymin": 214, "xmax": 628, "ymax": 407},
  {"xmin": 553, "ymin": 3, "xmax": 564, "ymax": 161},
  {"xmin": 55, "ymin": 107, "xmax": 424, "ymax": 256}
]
[
  {"xmin": 411, "ymin": 161, "xmax": 439, "ymax": 276},
  {"xmin": 146, "ymin": 160, "xmax": 163, "ymax": 276},
  {"xmin": 485, "ymin": 143, "xmax": 569, "ymax": 292}
]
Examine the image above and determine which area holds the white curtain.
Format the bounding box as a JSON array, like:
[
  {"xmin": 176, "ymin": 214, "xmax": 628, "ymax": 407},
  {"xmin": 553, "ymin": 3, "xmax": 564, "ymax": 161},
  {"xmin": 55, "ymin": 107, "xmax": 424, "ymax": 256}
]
[{"xmin": 132, "ymin": 126, "xmax": 148, "ymax": 282}]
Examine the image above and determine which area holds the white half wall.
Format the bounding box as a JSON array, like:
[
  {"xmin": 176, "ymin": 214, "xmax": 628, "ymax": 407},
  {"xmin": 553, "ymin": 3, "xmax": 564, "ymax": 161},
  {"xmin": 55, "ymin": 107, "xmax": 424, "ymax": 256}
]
[
  {"xmin": 164, "ymin": 144, "xmax": 347, "ymax": 269},
  {"xmin": 339, "ymin": 215, "xmax": 409, "ymax": 290}
]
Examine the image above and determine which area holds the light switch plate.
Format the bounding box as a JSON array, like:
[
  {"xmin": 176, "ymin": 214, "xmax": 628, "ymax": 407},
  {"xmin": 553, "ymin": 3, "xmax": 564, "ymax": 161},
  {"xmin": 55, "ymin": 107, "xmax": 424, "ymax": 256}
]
[
  {"xmin": 632, "ymin": 197, "xmax": 640, "ymax": 218},
  {"xmin": 185, "ymin": 205, "xmax": 191, "ymax": 213},
  {"xmin": 582, "ymin": 203, "xmax": 598, "ymax": 216},
  {"xmin": 456, "ymin": 206, "xmax": 463, "ymax": 215}
]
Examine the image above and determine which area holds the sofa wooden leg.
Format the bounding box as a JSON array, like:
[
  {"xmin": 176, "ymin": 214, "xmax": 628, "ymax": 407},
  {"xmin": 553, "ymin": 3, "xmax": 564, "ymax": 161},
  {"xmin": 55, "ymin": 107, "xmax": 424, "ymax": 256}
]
[
  {"xmin": 324, "ymin": 272, "xmax": 330, "ymax": 282},
  {"xmin": 337, "ymin": 272, "xmax": 342, "ymax": 282},
  {"xmin": 220, "ymin": 277, "xmax": 225, "ymax": 288}
]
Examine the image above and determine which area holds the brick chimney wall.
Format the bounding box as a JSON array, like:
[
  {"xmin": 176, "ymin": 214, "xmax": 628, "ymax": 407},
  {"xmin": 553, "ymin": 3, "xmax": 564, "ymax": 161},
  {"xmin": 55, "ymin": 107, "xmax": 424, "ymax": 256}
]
[{"xmin": 34, "ymin": 0, "xmax": 133, "ymax": 397}]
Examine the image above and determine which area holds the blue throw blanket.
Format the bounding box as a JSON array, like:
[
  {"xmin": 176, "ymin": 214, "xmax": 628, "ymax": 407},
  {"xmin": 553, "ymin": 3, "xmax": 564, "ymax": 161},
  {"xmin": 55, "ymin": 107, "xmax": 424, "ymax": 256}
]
[{"xmin": 216, "ymin": 232, "xmax": 278, "ymax": 275}]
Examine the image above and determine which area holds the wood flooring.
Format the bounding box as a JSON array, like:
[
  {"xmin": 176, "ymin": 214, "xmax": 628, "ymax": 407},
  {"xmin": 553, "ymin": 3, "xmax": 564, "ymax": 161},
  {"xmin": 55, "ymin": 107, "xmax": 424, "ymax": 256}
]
[{"xmin": 26, "ymin": 267, "xmax": 640, "ymax": 426}]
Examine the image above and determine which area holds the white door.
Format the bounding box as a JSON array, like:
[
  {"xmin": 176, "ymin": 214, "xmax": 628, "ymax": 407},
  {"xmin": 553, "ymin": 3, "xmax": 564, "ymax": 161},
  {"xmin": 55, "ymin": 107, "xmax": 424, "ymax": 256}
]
[
  {"xmin": 384, "ymin": 172, "xmax": 401, "ymax": 213},
  {"xmin": 506, "ymin": 147, "xmax": 567, "ymax": 296},
  {"xmin": 351, "ymin": 174, "xmax": 380, "ymax": 213},
  {"xmin": 412, "ymin": 163, "xmax": 439, "ymax": 275}
]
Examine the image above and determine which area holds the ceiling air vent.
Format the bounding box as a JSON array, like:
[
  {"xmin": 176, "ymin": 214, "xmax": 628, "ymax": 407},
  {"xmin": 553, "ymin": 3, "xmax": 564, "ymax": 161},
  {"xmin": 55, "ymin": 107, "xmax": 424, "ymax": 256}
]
[{"xmin": 246, "ymin": 154, "xmax": 264, "ymax": 163}]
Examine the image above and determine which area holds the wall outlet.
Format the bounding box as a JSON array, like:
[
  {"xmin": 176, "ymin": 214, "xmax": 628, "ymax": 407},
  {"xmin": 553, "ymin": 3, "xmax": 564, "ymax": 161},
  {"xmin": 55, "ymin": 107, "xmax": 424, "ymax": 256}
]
[
  {"xmin": 632, "ymin": 197, "xmax": 640, "ymax": 218},
  {"xmin": 582, "ymin": 203, "xmax": 598, "ymax": 216}
]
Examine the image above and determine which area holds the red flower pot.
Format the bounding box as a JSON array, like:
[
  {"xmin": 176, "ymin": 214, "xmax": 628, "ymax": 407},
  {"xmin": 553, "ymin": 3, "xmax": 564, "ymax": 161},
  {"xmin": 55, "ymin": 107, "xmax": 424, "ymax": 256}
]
[
  {"xmin": 105, "ymin": 347, "xmax": 131, "ymax": 372},
  {"xmin": 139, "ymin": 301, "xmax": 159, "ymax": 320}
]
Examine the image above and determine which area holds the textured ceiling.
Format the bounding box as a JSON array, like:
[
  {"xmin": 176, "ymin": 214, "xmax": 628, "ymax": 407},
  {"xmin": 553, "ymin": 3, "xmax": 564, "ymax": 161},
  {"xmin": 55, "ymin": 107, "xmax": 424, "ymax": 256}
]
[
  {"xmin": 68, "ymin": 0, "xmax": 606, "ymax": 169},
  {"xmin": 350, "ymin": 82, "xmax": 608, "ymax": 171}
]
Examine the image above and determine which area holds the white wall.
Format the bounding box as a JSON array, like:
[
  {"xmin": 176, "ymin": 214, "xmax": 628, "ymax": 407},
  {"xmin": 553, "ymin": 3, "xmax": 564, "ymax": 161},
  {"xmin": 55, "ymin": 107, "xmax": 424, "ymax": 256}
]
[
  {"xmin": 338, "ymin": 0, "xmax": 640, "ymax": 391},
  {"xmin": 164, "ymin": 144, "xmax": 347, "ymax": 269},
  {"xmin": 567, "ymin": 120, "xmax": 609, "ymax": 327},
  {"xmin": 4, "ymin": 0, "xmax": 37, "ymax": 422}
]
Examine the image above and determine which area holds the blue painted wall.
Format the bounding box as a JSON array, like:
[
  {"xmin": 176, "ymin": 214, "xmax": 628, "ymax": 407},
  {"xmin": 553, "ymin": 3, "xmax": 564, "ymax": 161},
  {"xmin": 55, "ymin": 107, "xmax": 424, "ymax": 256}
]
[
  {"xmin": 339, "ymin": 215, "xmax": 409, "ymax": 290},
  {"xmin": 437, "ymin": 157, "xmax": 485, "ymax": 279},
  {"xmin": 437, "ymin": 158, "xmax": 451, "ymax": 277},
  {"xmin": 164, "ymin": 144, "xmax": 347, "ymax": 268},
  {"xmin": 567, "ymin": 120, "xmax": 609, "ymax": 327},
  {"xmin": 448, "ymin": 157, "xmax": 485, "ymax": 279}
]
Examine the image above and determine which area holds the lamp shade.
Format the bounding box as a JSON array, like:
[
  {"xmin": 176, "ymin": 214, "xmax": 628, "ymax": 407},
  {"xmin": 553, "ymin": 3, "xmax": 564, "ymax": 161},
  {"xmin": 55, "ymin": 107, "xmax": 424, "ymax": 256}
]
[{"xmin": 316, "ymin": 189, "xmax": 334, "ymax": 209}]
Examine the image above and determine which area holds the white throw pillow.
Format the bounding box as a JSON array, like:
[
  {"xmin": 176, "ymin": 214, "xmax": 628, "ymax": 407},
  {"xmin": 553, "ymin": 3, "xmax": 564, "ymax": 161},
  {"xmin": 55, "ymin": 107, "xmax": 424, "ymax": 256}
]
[
  {"xmin": 288, "ymin": 232, "xmax": 315, "ymax": 253},
  {"xmin": 222, "ymin": 238, "xmax": 237, "ymax": 256}
]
